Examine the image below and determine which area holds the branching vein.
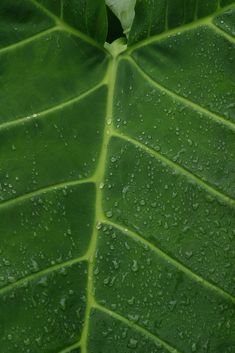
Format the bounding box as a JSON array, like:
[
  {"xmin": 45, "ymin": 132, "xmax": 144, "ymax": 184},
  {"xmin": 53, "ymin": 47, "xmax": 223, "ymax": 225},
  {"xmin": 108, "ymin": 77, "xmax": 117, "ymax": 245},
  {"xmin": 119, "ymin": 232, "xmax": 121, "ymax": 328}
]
[{"xmin": 209, "ymin": 21, "xmax": 235, "ymax": 43}]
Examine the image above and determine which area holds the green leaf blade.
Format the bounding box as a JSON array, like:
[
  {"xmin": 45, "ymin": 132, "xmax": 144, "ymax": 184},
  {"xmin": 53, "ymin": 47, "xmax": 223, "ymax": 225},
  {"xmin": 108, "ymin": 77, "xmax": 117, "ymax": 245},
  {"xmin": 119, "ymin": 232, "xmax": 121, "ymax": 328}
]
[
  {"xmin": 128, "ymin": 0, "xmax": 235, "ymax": 44},
  {"xmin": 0, "ymin": 2, "xmax": 234, "ymax": 353}
]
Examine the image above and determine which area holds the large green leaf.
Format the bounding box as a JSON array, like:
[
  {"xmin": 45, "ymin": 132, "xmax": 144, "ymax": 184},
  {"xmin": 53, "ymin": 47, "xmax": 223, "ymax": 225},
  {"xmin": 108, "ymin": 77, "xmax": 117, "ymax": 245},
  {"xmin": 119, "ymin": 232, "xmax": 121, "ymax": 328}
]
[{"xmin": 0, "ymin": 1, "xmax": 235, "ymax": 353}]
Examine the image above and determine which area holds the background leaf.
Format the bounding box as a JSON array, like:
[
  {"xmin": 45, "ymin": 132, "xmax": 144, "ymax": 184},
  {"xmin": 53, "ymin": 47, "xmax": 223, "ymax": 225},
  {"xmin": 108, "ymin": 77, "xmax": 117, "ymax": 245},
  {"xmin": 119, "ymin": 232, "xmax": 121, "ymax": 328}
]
[
  {"xmin": 106, "ymin": 0, "xmax": 136, "ymax": 36},
  {"xmin": 0, "ymin": 1, "xmax": 235, "ymax": 353}
]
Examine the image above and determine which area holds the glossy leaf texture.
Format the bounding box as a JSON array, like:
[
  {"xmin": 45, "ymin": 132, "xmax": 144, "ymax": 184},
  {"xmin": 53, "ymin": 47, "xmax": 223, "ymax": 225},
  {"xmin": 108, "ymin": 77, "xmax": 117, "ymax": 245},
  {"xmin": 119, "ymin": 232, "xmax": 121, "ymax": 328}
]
[
  {"xmin": 0, "ymin": 1, "xmax": 235, "ymax": 353},
  {"xmin": 129, "ymin": 0, "xmax": 235, "ymax": 43},
  {"xmin": 0, "ymin": 0, "xmax": 108, "ymax": 45}
]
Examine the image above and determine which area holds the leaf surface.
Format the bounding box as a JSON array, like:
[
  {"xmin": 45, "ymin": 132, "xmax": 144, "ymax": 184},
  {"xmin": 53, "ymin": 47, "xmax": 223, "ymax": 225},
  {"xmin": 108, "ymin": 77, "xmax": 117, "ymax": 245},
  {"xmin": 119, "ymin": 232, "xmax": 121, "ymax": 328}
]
[
  {"xmin": 129, "ymin": 0, "xmax": 235, "ymax": 43},
  {"xmin": 0, "ymin": 1, "xmax": 235, "ymax": 353},
  {"xmin": 0, "ymin": 0, "xmax": 108, "ymax": 45}
]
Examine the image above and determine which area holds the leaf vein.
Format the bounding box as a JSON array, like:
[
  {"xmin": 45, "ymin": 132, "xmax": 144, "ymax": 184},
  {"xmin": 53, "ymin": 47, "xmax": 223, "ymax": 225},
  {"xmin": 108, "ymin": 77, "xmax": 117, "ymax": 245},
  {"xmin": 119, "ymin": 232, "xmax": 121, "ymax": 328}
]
[
  {"xmin": 0, "ymin": 178, "xmax": 95, "ymax": 209},
  {"xmin": 125, "ymin": 56, "xmax": 235, "ymax": 131},
  {"xmin": 0, "ymin": 255, "xmax": 87, "ymax": 296},
  {"xmin": 209, "ymin": 21, "xmax": 235, "ymax": 43},
  {"xmin": 95, "ymin": 303, "xmax": 182, "ymax": 353},
  {"xmin": 112, "ymin": 131, "xmax": 235, "ymax": 206},
  {"xmin": 0, "ymin": 82, "xmax": 105, "ymax": 132},
  {"xmin": 29, "ymin": 0, "xmax": 105, "ymax": 50},
  {"xmin": 127, "ymin": 3, "xmax": 235, "ymax": 52},
  {"xmin": 0, "ymin": 27, "xmax": 57, "ymax": 55},
  {"xmin": 103, "ymin": 219, "xmax": 235, "ymax": 303}
]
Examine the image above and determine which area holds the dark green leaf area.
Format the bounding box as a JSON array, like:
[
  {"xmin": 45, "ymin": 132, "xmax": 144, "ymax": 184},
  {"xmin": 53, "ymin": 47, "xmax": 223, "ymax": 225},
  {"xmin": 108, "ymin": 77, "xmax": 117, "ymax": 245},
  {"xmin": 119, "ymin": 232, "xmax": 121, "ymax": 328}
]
[
  {"xmin": 102, "ymin": 137, "xmax": 235, "ymax": 295},
  {"xmin": 0, "ymin": 0, "xmax": 53, "ymax": 48},
  {"xmin": 94, "ymin": 225, "xmax": 235, "ymax": 353},
  {"xmin": 0, "ymin": 262, "xmax": 87, "ymax": 353},
  {"xmin": 114, "ymin": 59, "xmax": 235, "ymax": 198},
  {"xmin": 132, "ymin": 26, "xmax": 235, "ymax": 122},
  {"xmin": 129, "ymin": 0, "xmax": 235, "ymax": 43},
  {"xmin": 0, "ymin": 31, "xmax": 107, "ymax": 124},
  {"xmin": 0, "ymin": 183, "xmax": 95, "ymax": 288},
  {"xmin": 214, "ymin": 6, "xmax": 235, "ymax": 36},
  {"xmin": 0, "ymin": 87, "xmax": 107, "ymax": 202},
  {"xmin": 88, "ymin": 309, "xmax": 169, "ymax": 353}
]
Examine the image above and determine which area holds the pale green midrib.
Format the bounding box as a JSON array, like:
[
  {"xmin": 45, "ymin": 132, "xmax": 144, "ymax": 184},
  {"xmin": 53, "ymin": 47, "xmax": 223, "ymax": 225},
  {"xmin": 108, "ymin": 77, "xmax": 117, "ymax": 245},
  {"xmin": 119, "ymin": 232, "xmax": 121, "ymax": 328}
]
[
  {"xmin": 95, "ymin": 303, "xmax": 182, "ymax": 353},
  {"xmin": 125, "ymin": 56, "xmax": 235, "ymax": 131},
  {"xmin": 102, "ymin": 219, "xmax": 235, "ymax": 304},
  {"xmin": 56, "ymin": 300, "xmax": 181, "ymax": 353},
  {"xmin": 0, "ymin": 81, "xmax": 106, "ymax": 133},
  {"xmin": 0, "ymin": 253, "xmax": 88, "ymax": 296},
  {"xmin": 0, "ymin": 178, "xmax": 94, "ymax": 209},
  {"xmin": 30, "ymin": 0, "xmax": 106, "ymax": 52},
  {"xmin": 113, "ymin": 131, "xmax": 235, "ymax": 206},
  {"xmin": 79, "ymin": 57, "xmax": 117, "ymax": 353},
  {"xmin": 0, "ymin": 26, "xmax": 57, "ymax": 55},
  {"xmin": 127, "ymin": 3, "xmax": 235, "ymax": 53}
]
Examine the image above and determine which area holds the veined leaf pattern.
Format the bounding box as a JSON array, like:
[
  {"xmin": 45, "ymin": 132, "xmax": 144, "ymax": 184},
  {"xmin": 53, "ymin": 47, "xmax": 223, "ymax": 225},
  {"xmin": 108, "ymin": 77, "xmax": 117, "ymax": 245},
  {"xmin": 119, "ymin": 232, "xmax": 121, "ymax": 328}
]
[{"xmin": 0, "ymin": 1, "xmax": 234, "ymax": 352}]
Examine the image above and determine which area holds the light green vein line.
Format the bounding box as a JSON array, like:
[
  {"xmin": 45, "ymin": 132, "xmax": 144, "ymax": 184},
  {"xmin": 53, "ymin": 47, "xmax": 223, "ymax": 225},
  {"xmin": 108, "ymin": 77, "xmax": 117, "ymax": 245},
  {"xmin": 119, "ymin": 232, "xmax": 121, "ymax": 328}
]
[
  {"xmin": 112, "ymin": 131, "xmax": 235, "ymax": 207},
  {"xmin": 103, "ymin": 219, "xmax": 235, "ymax": 303},
  {"xmin": 30, "ymin": 0, "xmax": 106, "ymax": 52},
  {"xmin": 0, "ymin": 26, "xmax": 57, "ymax": 55},
  {"xmin": 0, "ymin": 178, "xmax": 94, "ymax": 209},
  {"xmin": 79, "ymin": 53, "xmax": 118, "ymax": 353},
  {"xmin": 95, "ymin": 303, "xmax": 182, "ymax": 353},
  {"xmin": 126, "ymin": 3, "xmax": 235, "ymax": 53},
  {"xmin": 124, "ymin": 56, "xmax": 235, "ymax": 131},
  {"xmin": 0, "ymin": 255, "xmax": 87, "ymax": 296},
  {"xmin": 209, "ymin": 21, "xmax": 235, "ymax": 43},
  {"xmin": 58, "ymin": 341, "xmax": 81, "ymax": 353},
  {"xmin": 0, "ymin": 82, "xmax": 105, "ymax": 132}
]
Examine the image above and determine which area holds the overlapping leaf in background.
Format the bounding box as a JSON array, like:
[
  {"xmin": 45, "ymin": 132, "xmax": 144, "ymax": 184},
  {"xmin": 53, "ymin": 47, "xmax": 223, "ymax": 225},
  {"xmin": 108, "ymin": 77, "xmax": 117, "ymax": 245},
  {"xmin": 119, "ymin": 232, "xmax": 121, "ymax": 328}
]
[{"xmin": 0, "ymin": 1, "xmax": 234, "ymax": 352}]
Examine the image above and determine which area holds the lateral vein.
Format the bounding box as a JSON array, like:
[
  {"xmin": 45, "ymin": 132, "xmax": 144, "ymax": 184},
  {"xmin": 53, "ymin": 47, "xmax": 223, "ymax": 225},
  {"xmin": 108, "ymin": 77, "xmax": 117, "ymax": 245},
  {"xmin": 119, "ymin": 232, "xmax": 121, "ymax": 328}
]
[
  {"xmin": 208, "ymin": 21, "xmax": 235, "ymax": 43},
  {"xmin": 57, "ymin": 340, "xmax": 81, "ymax": 353},
  {"xmin": 0, "ymin": 27, "xmax": 57, "ymax": 55},
  {"xmin": 112, "ymin": 131, "xmax": 235, "ymax": 207},
  {"xmin": 0, "ymin": 82, "xmax": 105, "ymax": 132},
  {"xmin": 0, "ymin": 255, "xmax": 87, "ymax": 296},
  {"xmin": 103, "ymin": 219, "xmax": 235, "ymax": 303},
  {"xmin": 127, "ymin": 3, "xmax": 235, "ymax": 52},
  {"xmin": 125, "ymin": 56, "xmax": 235, "ymax": 131},
  {"xmin": 95, "ymin": 303, "xmax": 182, "ymax": 353},
  {"xmin": 0, "ymin": 178, "xmax": 95, "ymax": 209},
  {"xmin": 29, "ymin": 0, "xmax": 106, "ymax": 50}
]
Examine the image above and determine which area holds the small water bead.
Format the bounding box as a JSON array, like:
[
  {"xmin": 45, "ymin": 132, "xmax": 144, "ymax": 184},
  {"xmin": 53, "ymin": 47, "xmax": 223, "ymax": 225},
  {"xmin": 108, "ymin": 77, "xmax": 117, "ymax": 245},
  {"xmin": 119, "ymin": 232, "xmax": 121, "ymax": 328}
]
[{"xmin": 106, "ymin": 211, "xmax": 113, "ymax": 218}]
